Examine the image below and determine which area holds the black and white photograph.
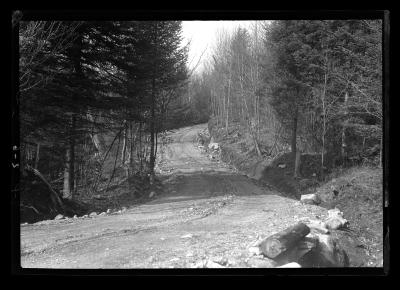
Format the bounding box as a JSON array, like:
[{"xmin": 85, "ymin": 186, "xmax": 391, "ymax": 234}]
[{"xmin": 12, "ymin": 10, "xmax": 389, "ymax": 273}]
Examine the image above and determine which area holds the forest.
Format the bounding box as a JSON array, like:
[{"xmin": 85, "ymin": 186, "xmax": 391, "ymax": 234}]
[
  {"xmin": 17, "ymin": 19, "xmax": 383, "ymax": 224},
  {"xmin": 191, "ymin": 20, "xmax": 382, "ymax": 174}
]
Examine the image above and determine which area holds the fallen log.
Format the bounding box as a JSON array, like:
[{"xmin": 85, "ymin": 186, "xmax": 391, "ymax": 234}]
[
  {"xmin": 259, "ymin": 223, "xmax": 311, "ymax": 259},
  {"xmin": 273, "ymin": 236, "xmax": 318, "ymax": 265},
  {"xmin": 25, "ymin": 165, "xmax": 65, "ymax": 211}
]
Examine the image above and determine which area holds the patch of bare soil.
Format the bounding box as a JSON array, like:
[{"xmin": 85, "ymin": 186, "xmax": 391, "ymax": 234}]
[
  {"xmin": 315, "ymin": 167, "xmax": 384, "ymax": 267},
  {"xmin": 207, "ymin": 121, "xmax": 325, "ymax": 199},
  {"xmin": 20, "ymin": 123, "xmax": 382, "ymax": 269}
]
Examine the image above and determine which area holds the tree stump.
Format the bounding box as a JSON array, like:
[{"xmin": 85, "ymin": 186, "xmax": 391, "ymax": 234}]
[{"xmin": 260, "ymin": 223, "xmax": 311, "ymax": 259}]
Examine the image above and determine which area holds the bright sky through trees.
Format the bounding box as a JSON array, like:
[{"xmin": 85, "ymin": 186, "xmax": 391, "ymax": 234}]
[{"xmin": 182, "ymin": 21, "xmax": 255, "ymax": 74}]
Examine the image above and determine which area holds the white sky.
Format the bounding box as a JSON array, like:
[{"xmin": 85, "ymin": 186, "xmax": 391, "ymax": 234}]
[{"xmin": 181, "ymin": 21, "xmax": 256, "ymax": 74}]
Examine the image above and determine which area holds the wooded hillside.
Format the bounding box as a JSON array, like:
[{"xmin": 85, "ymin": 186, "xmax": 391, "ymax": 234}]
[
  {"xmin": 192, "ymin": 20, "xmax": 382, "ymax": 178},
  {"xmin": 18, "ymin": 20, "xmax": 191, "ymax": 221}
]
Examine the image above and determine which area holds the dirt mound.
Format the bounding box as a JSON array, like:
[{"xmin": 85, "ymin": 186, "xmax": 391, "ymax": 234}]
[{"xmin": 314, "ymin": 166, "xmax": 384, "ymax": 266}]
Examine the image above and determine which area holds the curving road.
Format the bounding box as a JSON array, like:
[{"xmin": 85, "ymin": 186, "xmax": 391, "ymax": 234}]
[{"xmin": 20, "ymin": 123, "xmax": 329, "ymax": 269}]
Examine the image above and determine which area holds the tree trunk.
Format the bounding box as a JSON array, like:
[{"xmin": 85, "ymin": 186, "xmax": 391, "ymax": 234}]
[
  {"xmin": 138, "ymin": 121, "xmax": 143, "ymax": 172},
  {"xmin": 222, "ymin": 86, "xmax": 226, "ymax": 132},
  {"xmin": 129, "ymin": 122, "xmax": 134, "ymax": 176},
  {"xmin": 106, "ymin": 130, "xmax": 121, "ymax": 191},
  {"xmin": 253, "ymin": 136, "xmax": 262, "ymax": 157},
  {"xmin": 149, "ymin": 76, "xmax": 156, "ymax": 183},
  {"xmin": 291, "ymin": 105, "xmax": 298, "ymax": 163},
  {"xmin": 121, "ymin": 121, "xmax": 127, "ymax": 164},
  {"xmin": 257, "ymin": 95, "xmax": 260, "ymax": 138},
  {"xmin": 28, "ymin": 165, "xmax": 65, "ymax": 211},
  {"xmin": 321, "ymin": 55, "xmax": 329, "ymax": 180},
  {"xmin": 63, "ymin": 115, "xmax": 76, "ymax": 199},
  {"xmin": 86, "ymin": 111, "xmax": 103, "ymax": 154},
  {"xmin": 321, "ymin": 119, "xmax": 326, "ymax": 179},
  {"xmin": 155, "ymin": 131, "xmax": 158, "ymax": 158},
  {"xmin": 380, "ymin": 133, "xmax": 383, "ymax": 168},
  {"xmin": 34, "ymin": 143, "xmax": 40, "ymax": 170},
  {"xmin": 341, "ymin": 92, "xmax": 349, "ymax": 166},
  {"xmin": 226, "ymin": 78, "xmax": 230, "ymax": 134},
  {"xmin": 92, "ymin": 126, "xmax": 123, "ymax": 192},
  {"xmin": 294, "ymin": 149, "xmax": 301, "ymax": 178},
  {"xmin": 63, "ymin": 147, "xmax": 71, "ymax": 199},
  {"xmin": 259, "ymin": 223, "xmax": 310, "ymax": 259}
]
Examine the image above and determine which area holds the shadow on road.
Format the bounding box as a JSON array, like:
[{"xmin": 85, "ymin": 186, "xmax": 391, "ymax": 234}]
[{"xmin": 149, "ymin": 170, "xmax": 282, "ymax": 206}]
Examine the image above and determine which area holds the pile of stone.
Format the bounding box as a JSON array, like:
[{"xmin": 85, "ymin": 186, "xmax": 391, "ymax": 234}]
[
  {"xmin": 300, "ymin": 193, "xmax": 321, "ymax": 205},
  {"xmin": 300, "ymin": 192, "xmax": 349, "ymax": 231},
  {"xmin": 47, "ymin": 207, "xmax": 128, "ymax": 223}
]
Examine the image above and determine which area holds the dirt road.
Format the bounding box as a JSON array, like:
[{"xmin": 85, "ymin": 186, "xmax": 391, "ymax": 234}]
[{"xmin": 20, "ymin": 123, "xmax": 329, "ymax": 268}]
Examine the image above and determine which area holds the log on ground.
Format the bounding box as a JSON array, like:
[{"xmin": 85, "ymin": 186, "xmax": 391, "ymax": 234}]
[{"xmin": 259, "ymin": 223, "xmax": 311, "ymax": 259}]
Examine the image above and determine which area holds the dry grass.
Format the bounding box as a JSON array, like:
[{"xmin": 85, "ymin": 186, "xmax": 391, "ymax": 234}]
[{"xmin": 314, "ymin": 166, "xmax": 383, "ymax": 266}]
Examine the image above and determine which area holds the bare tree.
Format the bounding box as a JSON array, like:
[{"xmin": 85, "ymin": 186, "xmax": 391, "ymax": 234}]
[{"xmin": 19, "ymin": 21, "xmax": 82, "ymax": 93}]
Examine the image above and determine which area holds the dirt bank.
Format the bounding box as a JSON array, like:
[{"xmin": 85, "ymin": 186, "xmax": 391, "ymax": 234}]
[
  {"xmin": 20, "ymin": 123, "xmax": 381, "ymax": 268},
  {"xmin": 207, "ymin": 121, "xmax": 384, "ymax": 267}
]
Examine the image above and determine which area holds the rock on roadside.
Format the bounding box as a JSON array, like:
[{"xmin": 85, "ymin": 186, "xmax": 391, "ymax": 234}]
[
  {"xmin": 277, "ymin": 262, "xmax": 301, "ymax": 268},
  {"xmin": 300, "ymin": 193, "xmax": 321, "ymax": 205},
  {"xmin": 324, "ymin": 208, "xmax": 349, "ymax": 230},
  {"xmin": 247, "ymin": 256, "xmax": 276, "ymax": 268},
  {"xmin": 54, "ymin": 214, "xmax": 64, "ymax": 220},
  {"xmin": 205, "ymin": 260, "xmax": 225, "ymax": 268},
  {"xmin": 180, "ymin": 233, "xmax": 194, "ymax": 239}
]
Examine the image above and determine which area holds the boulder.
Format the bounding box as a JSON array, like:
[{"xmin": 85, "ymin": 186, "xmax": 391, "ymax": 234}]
[
  {"xmin": 325, "ymin": 208, "xmax": 349, "ymax": 230},
  {"xmin": 208, "ymin": 142, "xmax": 220, "ymax": 150},
  {"xmin": 54, "ymin": 214, "xmax": 64, "ymax": 220},
  {"xmin": 210, "ymin": 256, "xmax": 228, "ymax": 266},
  {"xmin": 300, "ymin": 193, "xmax": 321, "ymax": 205},
  {"xmin": 247, "ymin": 257, "xmax": 276, "ymax": 268},
  {"xmin": 249, "ymin": 246, "xmax": 262, "ymax": 256},
  {"xmin": 307, "ymin": 220, "xmax": 330, "ymax": 234},
  {"xmin": 205, "ymin": 260, "xmax": 225, "ymax": 268},
  {"xmin": 325, "ymin": 216, "xmax": 349, "ymax": 230},
  {"xmin": 191, "ymin": 260, "xmax": 207, "ymax": 268},
  {"xmin": 300, "ymin": 233, "xmax": 349, "ymax": 267},
  {"xmin": 328, "ymin": 208, "xmax": 343, "ymax": 218},
  {"xmin": 180, "ymin": 233, "xmax": 194, "ymax": 239},
  {"xmin": 277, "ymin": 262, "xmax": 301, "ymax": 268}
]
